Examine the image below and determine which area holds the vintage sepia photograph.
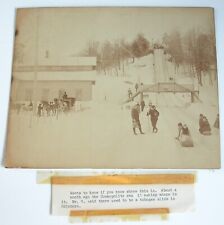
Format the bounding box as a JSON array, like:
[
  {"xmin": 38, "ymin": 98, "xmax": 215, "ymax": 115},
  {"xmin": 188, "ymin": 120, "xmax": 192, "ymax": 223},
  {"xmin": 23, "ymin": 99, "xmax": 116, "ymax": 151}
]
[{"xmin": 5, "ymin": 7, "xmax": 220, "ymax": 168}]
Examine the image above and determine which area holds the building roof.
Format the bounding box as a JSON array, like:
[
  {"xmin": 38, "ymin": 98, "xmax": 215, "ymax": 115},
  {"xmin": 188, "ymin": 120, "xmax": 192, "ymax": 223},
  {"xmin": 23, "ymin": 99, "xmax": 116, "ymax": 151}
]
[
  {"xmin": 13, "ymin": 71, "xmax": 96, "ymax": 81},
  {"xmin": 14, "ymin": 56, "xmax": 97, "ymax": 67}
]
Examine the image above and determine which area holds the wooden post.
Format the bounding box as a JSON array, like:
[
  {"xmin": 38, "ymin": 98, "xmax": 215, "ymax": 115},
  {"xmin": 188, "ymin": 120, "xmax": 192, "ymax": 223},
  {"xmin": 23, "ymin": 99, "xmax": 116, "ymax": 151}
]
[
  {"xmin": 191, "ymin": 92, "xmax": 194, "ymax": 103},
  {"xmin": 140, "ymin": 92, "xmax": 143, "ymax": 102}
]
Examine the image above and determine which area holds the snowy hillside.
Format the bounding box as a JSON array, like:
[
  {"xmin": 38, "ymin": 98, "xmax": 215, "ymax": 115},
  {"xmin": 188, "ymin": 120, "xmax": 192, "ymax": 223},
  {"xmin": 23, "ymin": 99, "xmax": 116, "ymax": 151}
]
[{"xmin": 7, "ymin": 49, "xmax": 220, "ymax": 168}]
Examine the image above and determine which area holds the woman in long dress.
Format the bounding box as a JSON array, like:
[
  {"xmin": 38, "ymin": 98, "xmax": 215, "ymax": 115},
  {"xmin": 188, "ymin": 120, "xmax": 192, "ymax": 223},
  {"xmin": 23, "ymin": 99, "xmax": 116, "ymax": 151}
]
[{"xmin": 176, "ymin": 123, "xmax": 194, "ymax": 147}]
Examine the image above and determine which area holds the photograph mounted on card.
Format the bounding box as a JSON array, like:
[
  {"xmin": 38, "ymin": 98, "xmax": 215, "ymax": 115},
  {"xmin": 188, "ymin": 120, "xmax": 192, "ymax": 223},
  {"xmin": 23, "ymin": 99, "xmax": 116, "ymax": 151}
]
[{"xmin": 5, "ymin": 7, "xmax": 220, "ymax": 168}]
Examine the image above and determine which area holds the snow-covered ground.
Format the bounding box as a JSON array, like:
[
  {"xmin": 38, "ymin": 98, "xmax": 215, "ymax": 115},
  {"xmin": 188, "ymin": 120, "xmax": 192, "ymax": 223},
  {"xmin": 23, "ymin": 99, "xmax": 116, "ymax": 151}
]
[{"xmin": 6, "ymin": 50, "xmax": 220, "ymax": 168}]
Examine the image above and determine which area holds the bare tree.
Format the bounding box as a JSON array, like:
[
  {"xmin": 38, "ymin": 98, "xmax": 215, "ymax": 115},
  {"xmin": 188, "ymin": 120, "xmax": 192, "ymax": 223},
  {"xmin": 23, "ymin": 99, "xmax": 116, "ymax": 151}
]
[
  {"xmin": 163, "ymin": 30, "xmax": 184, "ymax": 73},
  {"xmin": 184, "ymin": 29, "xmax": 216, "ymax": 86},
  {"xmin": 131, "ymin": 33, "xmax": 150, "ymax": 61}
]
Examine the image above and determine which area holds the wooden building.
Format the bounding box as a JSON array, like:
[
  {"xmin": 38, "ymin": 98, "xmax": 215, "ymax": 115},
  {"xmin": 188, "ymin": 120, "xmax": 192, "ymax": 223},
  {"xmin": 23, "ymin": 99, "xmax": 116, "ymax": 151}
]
[{"xmin": 11, "ymin": 57, "xmax": 96, "ymax": 102}]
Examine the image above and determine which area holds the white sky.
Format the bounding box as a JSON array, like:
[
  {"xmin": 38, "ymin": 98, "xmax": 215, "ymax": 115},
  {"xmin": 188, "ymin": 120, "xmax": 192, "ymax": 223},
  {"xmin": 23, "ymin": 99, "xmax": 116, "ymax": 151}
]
[{"xmin": 15, "ymin": 7, "xmax": 215, "ymax": 64}]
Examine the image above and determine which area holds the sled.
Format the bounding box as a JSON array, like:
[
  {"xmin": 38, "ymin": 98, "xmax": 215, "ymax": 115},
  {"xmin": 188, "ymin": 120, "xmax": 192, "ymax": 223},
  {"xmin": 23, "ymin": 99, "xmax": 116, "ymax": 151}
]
[
  {"xmin": 179, "ymin": 135, "xmax": 194, "ymax": 147},
  {"xmin": 201, "ymin": 130, "xmax": 211, "ymax": 136}
]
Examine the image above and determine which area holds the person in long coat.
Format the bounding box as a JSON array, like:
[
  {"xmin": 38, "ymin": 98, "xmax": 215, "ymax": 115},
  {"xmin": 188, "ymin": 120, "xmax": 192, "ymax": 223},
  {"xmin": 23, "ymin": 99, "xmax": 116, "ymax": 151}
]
[
  {"xmin": 131, "ymin": 103, "xmax": 144, "ymax": 135},
  {"xmin": 199, "ymin": 114, "xmax": 211, "ymax": 135},
  {"xmin": 147, "ymin": 105, "xmax": 159, "ymax": 133},
  {"xmin": 37, "ymin": 103, "xmax": 43, "ymax": 117}
]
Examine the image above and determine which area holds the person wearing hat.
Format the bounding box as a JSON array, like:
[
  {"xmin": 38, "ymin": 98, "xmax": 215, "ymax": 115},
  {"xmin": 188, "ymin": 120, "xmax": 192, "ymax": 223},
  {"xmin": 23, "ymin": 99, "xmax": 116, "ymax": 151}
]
[
  {"xmin": 131, "ymin": 103, "xmax": 144, "ymax": 135},
  {"xmin": 176, "ymin": 122, "xmax": 183, "ymax": 140},
  {"xmin": 182, "ymin": 124, "xmax": 190, "ymax": 136},
  {"xmin": 175, "ymin": 123, "xmax": 193, "ymax": 147},
  {"xmin": 199, "ymin": 114, "xmax": 211, "ymax": 135},
  {"xmin": 147, "ymin": 105, "xmax": 159, "ymax": 133},
  {"xmin": 199, "ymin": 114, "xmax": 204, "ymax": 133}
]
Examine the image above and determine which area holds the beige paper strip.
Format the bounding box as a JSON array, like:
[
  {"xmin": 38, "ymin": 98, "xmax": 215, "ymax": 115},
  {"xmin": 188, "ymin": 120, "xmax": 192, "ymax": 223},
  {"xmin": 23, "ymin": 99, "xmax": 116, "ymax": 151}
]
[
  {"xmin": 70, "ymin": 208, "xmax": 169, "ymax": 217},
  {"xmin": 51, "ymin": 174, "xmax": 195, "ymax": 185}
]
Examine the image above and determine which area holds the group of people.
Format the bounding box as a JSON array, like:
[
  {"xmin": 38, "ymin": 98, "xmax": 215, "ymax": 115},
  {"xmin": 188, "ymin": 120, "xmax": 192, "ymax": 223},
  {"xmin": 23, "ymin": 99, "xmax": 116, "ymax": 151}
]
[
  {"xmin": 175, "ymin": 113, "xmax": 219, "ymax": 147},
  {"xmin": 37, "ymin": 101, "xmax": 58, "ymax": 117},
  {"xmin": 130, "ymin": 100, "xmax": 219, "ymax": 148},
  {"xmin": 131, "ymin": 102, "xmax": 160, "ymax": 135},
  {"xmin": 127, "ymin": 83, "xmax": 144, "ymax": 99},
  {"xmin": 37, "ymin": 92, "xmax": 72, "ymax": 117}
]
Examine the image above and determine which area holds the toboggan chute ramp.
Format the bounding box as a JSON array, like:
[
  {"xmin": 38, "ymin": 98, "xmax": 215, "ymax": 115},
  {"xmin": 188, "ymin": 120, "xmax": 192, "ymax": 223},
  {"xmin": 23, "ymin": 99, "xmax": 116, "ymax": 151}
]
[
  {"xmin": 122, "ymin": 82, "xmax": 201, "ymax": 105},
  {"xmin": 122, "ymin": 48, "xmax": 201, "ymax": 105}
]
